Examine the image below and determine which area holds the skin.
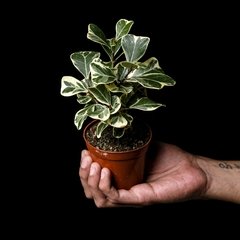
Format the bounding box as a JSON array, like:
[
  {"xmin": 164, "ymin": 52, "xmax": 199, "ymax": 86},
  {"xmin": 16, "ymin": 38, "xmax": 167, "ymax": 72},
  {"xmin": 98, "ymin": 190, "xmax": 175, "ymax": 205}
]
[{"xmin": 79, "ymin": 142, "xmax": 240, "ymax": 207}]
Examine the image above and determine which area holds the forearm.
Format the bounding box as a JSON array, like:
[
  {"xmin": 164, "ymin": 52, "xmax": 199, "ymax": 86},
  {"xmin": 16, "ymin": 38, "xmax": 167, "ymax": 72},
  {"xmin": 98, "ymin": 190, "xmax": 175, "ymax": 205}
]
[{"xmin": 197, "ymin": 157, "xmax": 240, "ymax": 204}]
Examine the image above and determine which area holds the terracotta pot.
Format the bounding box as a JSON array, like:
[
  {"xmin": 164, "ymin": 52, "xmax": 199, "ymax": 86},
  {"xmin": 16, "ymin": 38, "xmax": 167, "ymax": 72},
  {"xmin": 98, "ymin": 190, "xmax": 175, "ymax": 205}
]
[{"xmin": 83, "ymin": 120, "xmax": 152, "ymax": 190}]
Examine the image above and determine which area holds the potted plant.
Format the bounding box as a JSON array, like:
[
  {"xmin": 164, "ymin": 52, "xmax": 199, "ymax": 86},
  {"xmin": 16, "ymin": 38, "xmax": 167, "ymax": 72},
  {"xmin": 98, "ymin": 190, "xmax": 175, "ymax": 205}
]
[{"xmin": 60, "ymin": 19, "xmax": 176, "ymax": 189}]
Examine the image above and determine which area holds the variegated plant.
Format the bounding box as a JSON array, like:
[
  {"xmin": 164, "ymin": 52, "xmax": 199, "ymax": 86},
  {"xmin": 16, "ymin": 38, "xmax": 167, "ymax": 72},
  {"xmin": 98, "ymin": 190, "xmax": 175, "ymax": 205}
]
[{"xmin": 61, "ymin": 19, "xmax": 176, "ymax": 138}]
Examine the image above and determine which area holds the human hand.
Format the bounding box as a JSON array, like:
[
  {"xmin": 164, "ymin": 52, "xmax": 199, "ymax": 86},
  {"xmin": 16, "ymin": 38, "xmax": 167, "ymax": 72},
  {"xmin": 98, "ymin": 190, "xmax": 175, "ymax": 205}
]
[{"xmin": 79, "ymin": 142, "xmax": 208, "ymax": 207}]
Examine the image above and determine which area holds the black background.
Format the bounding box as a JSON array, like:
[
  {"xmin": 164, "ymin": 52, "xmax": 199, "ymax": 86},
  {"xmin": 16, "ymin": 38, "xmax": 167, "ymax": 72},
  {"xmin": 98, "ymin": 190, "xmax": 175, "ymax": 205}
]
[{"xmin": 9, "ymin": 1, "xmax": 239, "ymax": 236}]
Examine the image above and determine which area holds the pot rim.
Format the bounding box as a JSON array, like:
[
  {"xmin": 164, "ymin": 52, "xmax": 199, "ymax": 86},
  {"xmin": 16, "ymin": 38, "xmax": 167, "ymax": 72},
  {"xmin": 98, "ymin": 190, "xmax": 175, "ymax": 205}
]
[{"xmin": 83, "ymin": 119, "xmax": 152, "ymax": 154}]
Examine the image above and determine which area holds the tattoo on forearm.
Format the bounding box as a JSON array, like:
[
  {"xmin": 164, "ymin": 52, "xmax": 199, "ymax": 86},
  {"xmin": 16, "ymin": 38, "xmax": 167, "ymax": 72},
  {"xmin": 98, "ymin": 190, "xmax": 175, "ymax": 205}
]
[{"xmin": 218, "ymin": 161, "xmax": 240, "ymax": 170}]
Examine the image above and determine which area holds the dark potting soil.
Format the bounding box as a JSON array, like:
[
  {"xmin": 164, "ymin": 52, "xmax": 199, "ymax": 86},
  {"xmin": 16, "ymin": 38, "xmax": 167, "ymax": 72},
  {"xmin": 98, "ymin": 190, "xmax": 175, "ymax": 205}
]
[{"xmin": 85, "ymin": 120, "xmax": 151, "ymax": 152}]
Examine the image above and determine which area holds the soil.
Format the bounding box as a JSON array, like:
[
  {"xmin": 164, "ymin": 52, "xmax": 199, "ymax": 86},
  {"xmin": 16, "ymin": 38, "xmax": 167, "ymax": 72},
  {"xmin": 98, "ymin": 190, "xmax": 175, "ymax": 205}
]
[{"xmin": 85, "ymin": 120, "xmax": 151, "ymax": 152}]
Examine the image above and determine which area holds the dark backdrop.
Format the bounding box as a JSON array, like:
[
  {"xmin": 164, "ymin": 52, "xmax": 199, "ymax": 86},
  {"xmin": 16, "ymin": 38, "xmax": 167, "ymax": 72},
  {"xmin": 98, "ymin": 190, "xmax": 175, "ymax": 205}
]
[{"xmin": 12, "ymin": 1, "xmax": 239, "ymax": 235}]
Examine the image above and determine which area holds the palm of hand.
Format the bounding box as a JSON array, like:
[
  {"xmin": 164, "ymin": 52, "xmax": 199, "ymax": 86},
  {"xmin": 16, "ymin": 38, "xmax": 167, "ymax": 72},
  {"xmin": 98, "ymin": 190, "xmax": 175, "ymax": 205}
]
[{"xmin": 130, "ymin": 142, "xmax": 208, "ymax": 204}]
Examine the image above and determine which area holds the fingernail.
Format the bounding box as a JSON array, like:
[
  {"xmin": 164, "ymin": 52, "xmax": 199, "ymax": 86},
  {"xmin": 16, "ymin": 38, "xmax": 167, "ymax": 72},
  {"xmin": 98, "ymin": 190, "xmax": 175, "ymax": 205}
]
[
  {"xmin": 101, "ymin": 169, "xmax": 106, "ymax": 179},
  {"xmin": 81, "ymin": 150, "xmax": 88, "ymax": 158},
  {"xmin": 90, "ymin": 164, "xmax": 96, "ymax": 176},
  {"xmin": 101, "ymin": 168, "xmax": 107, "ymax": 179},
  {"xmin": 81, "ymin": 156, "xmax": 90, "ymax": 169}
]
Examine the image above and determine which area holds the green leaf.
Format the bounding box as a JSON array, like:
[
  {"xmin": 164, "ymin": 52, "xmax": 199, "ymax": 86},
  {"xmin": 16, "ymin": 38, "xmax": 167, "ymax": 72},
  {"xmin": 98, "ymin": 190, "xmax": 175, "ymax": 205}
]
[
  {"xmin": 87, "ymin": 24, "xmax": 110, "ymax": 47},
  {"xmin": 74, "ymin": 108, "xmax": 89, "ymax": 130},
  {"xmin": 90, "ymin": 60, "xmax": 116, "ymax": 85},
  {"xmin": 70, "ymin": 51, "xmax": 100, "ymax": 79},
  {"xmin": 122, "ymin": 34, "xmax": 150, "ymax": 62},
  {"xmin": 96, "ymin": 121, "xmax": 108, "ymax": 138},
  {"xmin": 87, "ymin": 104, "xmax": 110, "ymax": 121},
  {"xmin": 115, "ymin": 19, "xmax": 134, "ymax": 41},
  {"xmin": 61, "ymin": 76, "xmax": 87, "ymax": 96},
  {"xmin": 88, "ymin": 85, "xmax": 111, "ymax": 105},
  {"xmin": 110, "ymin": 95, "xmax": 121, "ymax": 114},
  {"xmin": 129, "ymin": 97, "xmax": 164, "ymax": 111},
  {"xmin": 127, "ymin": 68, "xmax": 176, "ymax": 89}
]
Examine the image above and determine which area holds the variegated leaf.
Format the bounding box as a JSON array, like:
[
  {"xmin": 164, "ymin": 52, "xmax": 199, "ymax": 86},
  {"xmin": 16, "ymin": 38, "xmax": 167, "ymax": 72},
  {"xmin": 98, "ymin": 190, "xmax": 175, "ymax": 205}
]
[
  {"xmin": 122, "ymin": 34, "xmax": 150, "ymax": 62},
  {"xmin": 116, "ymin": 63, "xmax": 128, "ymax": 81},
  {"xmin": 70, "ymin": 51, "xmax": 100, "ymax": 79},
  {"xmin": 120, "ymin": 82, "xmax": 144, "ymax": 106},
  {"xmin": 87, "ymin": 24, "xmax": 110, "ymax": 47},
  {"xmin": 120, "ymin": 61, "xmax": 138, "ymax": 70},
  {"xmin": 96, "ymin": 121, "xmax": 108, "ymax": 138},
  {"xmin": 88, "ymin": 85, "xmax": 111, "ymax": 105},
  {"xmin": 74, "ymin": 108, "xmax": 89, "ymax": 130},
  {"xmin": 140, "ymin": 57, "xmax": 163, "ymax": 70},
  {"xmin": 129, "ymin": 97, "xmax": 164, "ymax": 111},
  {"xmin": 120, "ymin": 92, "xmax": 133, "ymax": 106},
  {"xmin": 61, "ymin": 76, "xmax": 87, "ymax": 96},
  {"xmin": 127, "ymin": 68, "xmax": 176, "ymax": 89},
  {"xmin": 102, "ymin": 40, "xmax": 113, "ymax": 60},
  {"xmin": 113, "ymin": 39, "xmax": 122, "ymax": 56},
  {"xmin": 110, "ymin": 95, "xmax": 121, "ymax": 114},
  {"xmin": 80, "ymin": 78, "xmax": 93, "ymax": 88},
  {"xmin": 106, "ymin": 83, "xmax": 133, "ymax": 94},
  {"xmin": 113, "ymin": 127, "xmax": 125, "ymax": 138},
  {"xmin": 77, "ymin": 95, "xmax": 92, "ymax": 104},
  {"xmin": 108, "ymin": 114, "xmax": 128, "ymax": 128},
  {"xmin": 87, "ymin": 104, "xmax": 110, "ymax": 121},
  {"xmin": 90, "ymin": 60, "xmax": 116, "ymax": 85},
  {"xmin": 106, "ymin": 38, "xmax": 122, "ymax": 57},
  {"xmin": 122, "ymin": 112, "xmax": 133, "ymax": 125},
  {"xmin": 115, "ymin": 19, "xmax": 134, "ymax": 41}
]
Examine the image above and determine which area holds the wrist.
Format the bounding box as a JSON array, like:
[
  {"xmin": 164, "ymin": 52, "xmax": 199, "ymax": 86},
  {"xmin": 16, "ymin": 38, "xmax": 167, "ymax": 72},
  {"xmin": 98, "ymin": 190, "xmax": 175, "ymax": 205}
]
[{"xmin": 196, "ymin": 156, "xmax": 240, "ymax": 203}]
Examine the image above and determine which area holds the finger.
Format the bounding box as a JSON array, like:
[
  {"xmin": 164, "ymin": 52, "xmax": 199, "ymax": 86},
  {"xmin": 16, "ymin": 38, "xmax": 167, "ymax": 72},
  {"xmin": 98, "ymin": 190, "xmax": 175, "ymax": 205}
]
[
  {"xmin": 81, "ymin": 149, "xmax": 90, "ymax": 158},
  {"xmin": 105, "ymin": 183, "xmax": 153, "ymax": 207},
  {"xmin": 79, "ymin": 151, "xmax": 92, "ymax": 198},
  {"xmin": 96, "ymin": 168, "xmax": 121, "ymax": 207},
  {"xmin": 88, "ymin": 162, "xmax": 108, "ymax": 207},
  {"xmin": 99, "ymin": 168, "xmax": 119, "ymax": 200},
  {"xmin": 97, "ymin": 168, "xmax": 140, "ymax": 208},
  {"xmin": 99, "ymin": 168, "xmax": 112, "ymax": 191}
]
